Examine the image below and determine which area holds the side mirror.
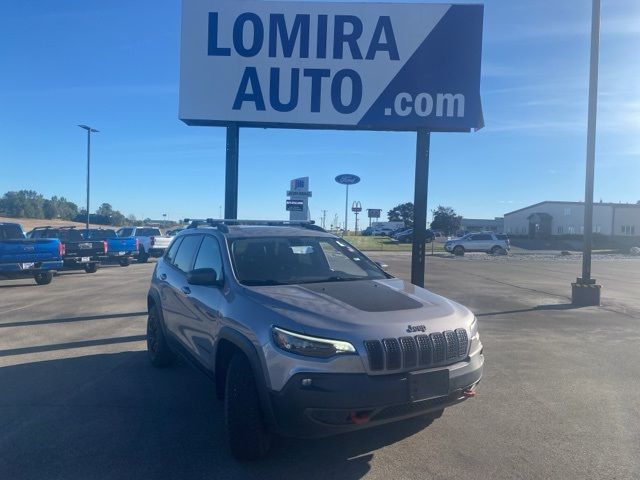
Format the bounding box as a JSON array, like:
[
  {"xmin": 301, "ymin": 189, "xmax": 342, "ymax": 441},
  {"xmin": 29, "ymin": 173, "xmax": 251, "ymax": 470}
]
[
  {"xmin": 187, "ymin": 268, "xmax": 222, "ymax": 287},
  {"xmin": 375, "ymin": 261, "xmax": 388, "ymax": 270}
]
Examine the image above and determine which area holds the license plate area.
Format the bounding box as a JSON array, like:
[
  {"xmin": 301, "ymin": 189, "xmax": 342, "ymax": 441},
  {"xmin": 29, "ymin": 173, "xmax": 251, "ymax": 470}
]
[
  {"xmin": 408, "ymin": 369, "xmax": 449, "ymax": 402},
  {"xmin": 21, "ymin": 262, "xmax": 35, "ymax": 270},
  {"xmin": 81, "ymin": 257, "xmax": 90, "ymax": 262}
]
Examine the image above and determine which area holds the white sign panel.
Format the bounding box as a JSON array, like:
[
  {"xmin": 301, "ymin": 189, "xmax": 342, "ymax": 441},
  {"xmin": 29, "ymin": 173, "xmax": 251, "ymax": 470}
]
[{"xmin": 180, "ymin": 0, "xmax": 484, "ymax": 131}]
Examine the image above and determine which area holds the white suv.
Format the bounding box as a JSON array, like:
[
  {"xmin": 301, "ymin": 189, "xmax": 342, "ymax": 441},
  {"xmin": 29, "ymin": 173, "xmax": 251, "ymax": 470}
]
[{"xmin": 444, "ymin": 232, "xmax": 509, "ymax": 256}]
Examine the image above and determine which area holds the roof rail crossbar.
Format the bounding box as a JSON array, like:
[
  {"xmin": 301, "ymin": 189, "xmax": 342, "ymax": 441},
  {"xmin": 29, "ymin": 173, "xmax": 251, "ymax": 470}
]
[{"xmin": 183, "ymin": 218, "xmax": 324, "ymax": 232}]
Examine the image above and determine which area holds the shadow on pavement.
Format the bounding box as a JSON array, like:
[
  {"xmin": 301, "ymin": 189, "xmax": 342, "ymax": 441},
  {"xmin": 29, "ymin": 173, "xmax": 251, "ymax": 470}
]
[
  {"xmin": 0, "ymin": 282, "xmax": 37, "ymax": 288},
  {"xmin": 476, "ymin": 303, "xmax": 577, "ymax": 317},
  {"xmin": 0, "ymin": 351, "xmax": 433, "ymax": 480},
  {"xmin": 0, "ymin": 311, "xmax": 147, "ymax": 329},
  {"xmin": 0, "ymin": 335, "xmax": 147, "ymax": 357}
]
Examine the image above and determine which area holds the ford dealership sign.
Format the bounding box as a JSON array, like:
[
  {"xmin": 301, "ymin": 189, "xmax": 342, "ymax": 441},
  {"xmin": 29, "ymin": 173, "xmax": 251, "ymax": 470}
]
[
  {"xmin": 335, "ymin": 174, "xmax": 361, "ymax": 185},
  {"xmin": 179, "ymin": 0, "xmax": 484, "ymax": 132}
]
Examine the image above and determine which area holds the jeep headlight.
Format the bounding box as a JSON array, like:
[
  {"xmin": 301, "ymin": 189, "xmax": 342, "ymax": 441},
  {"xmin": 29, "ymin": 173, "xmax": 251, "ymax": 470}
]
[
  {"xmin": 272, "ymin": 327, "xmax": 356, "ymax": 358},
  {"xmin": 469, "ymin": 317, "xmax": 481, "ymax": 353},
  {"xmin": 470, "ymin": 317, "xmax": 479, "ymax": 338}
]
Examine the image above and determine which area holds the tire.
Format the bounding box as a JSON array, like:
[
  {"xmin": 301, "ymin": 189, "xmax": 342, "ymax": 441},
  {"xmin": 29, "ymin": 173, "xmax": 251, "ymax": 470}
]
[
  {"xmin": 84, "ymin": 263, "xmax": 98, "ymax": 274},
  {"xmin": 138, "ymin": 248, "xmax": 149, "ymax": 263},
  {"xmin": 146, "ymin": 304, "xmax": 174, "ymax": 367},
  {"xmin": 119, "ymin": 258, "xmax": 131, "ymax": 267},
  {"xmin": 490, "ymin": 246, "xmax": 507, "ymax": 256},
  {"xmin": 34, "ymin": 271, "xmax": 53, "ymax": 285},
  {"xmin": 225, "ymin": 353, "xmax": 271, "ymax": 461},
  {"xmin": 453, "ymin": 246, "xmax": 465, "ymax": 256}
]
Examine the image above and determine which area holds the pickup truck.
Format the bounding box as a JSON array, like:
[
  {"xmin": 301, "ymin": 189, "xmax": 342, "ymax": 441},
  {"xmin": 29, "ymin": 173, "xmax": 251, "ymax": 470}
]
[
  {"xmin": 0, "ymin": 222, "xmax": 64, "ymax": 285},
  {"xmin": 84, "ymin": 228, "xmax": 138, "ymax": 267},
  {"xmin": 116, "ymin": 226, "xmax": 171, "ymax": 263},
  {"xmin": 27, "ymin": 226, "xmax": 107, "ymax": 273}
]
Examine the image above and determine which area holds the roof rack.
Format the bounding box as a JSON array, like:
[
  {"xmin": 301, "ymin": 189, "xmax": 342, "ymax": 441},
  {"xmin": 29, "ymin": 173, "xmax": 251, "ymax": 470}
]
[
  {"xmin": 30, "ymin": 225, "xmax": 78, "ymax": 230},
  {"xmin": 183, "ymin": 218, "xmax": 325, "ymax": 233}
]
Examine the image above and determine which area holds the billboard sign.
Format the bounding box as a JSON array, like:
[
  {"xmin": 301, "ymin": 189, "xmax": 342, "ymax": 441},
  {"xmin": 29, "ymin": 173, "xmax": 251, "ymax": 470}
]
[
  {"xmin": 286, "ymin": 199, "xmax": 304, "ymax": 211},
  {"xmin": 367, "ymin": 208, "xmax": 381, "ymax": 218},
  {"xmin": 180, "ymin": 0, "xmax": 484, "ymax": 132},
  {"xmin": 352, "ymin": 201, "xmax": 362, "ymax": 213},
  {"xmin": 335, "ymin": 174, "xmax": 361, "ymax": 185},
  {"xmin": 287, "ymin": 176, "xmax": 310, "ymax": 220}
]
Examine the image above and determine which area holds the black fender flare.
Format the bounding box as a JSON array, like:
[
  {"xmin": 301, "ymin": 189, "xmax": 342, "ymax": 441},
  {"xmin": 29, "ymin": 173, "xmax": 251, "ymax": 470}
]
[{"xmin": 216, "ymin": 327, "xmax": 277, "ymax": 428}]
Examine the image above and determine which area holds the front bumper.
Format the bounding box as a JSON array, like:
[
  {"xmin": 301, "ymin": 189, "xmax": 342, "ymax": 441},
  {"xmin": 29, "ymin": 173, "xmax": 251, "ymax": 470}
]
[{"xmin": 267, "ymin": 349, "xmax": 483, "ymax": 438}]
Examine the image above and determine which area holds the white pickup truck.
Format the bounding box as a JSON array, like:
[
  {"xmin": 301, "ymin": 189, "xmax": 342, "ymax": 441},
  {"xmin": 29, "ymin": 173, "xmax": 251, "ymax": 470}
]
[{"xmin": 116, "ymin": 226, "xmax": 171, "ymax": 263}]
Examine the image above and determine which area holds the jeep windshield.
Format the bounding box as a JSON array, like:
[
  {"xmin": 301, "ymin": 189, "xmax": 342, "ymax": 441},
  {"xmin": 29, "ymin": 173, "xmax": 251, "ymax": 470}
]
[{"xmin": 230, "ymin": 236, "xmax": 387, "ymax": 286}]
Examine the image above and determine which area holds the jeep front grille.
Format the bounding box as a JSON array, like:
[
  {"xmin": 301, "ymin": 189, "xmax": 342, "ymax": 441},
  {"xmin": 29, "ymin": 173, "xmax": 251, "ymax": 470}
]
[{"xmin": 364, "ymin": 328, "xmax": 469, "ymax": 371}]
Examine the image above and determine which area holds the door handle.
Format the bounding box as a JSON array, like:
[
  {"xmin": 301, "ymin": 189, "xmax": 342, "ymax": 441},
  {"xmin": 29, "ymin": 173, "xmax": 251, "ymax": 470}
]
[
  {"xmin": 181, "ymin": 286, "xmax": 191, "ymax": 295},
  {"xmin": 159, "ymin": 273, "xmax": 167, "ymax": 280}
]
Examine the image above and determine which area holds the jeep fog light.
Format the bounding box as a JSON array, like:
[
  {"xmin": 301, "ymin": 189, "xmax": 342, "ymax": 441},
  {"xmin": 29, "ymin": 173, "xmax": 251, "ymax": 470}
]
[{"xmin": 272, "ymin": 327, "xmax": 356, "ymax": 358}]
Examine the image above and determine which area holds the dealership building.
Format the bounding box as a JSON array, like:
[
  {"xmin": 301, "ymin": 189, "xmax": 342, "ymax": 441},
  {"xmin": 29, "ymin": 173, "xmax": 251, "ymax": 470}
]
[
  {"xmin": 504, "ymin": 201, "xmax": 640, "ymax": 237},
  {"xmin": 460, "ymin": 217, "xmax": 504, "ymax": 233}
]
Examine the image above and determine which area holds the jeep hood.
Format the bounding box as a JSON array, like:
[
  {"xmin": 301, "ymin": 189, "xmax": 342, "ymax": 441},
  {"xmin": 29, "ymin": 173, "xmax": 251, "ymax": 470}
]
[{"xmin": 242, "ymin": 278, "xmax": 474, "ymax": 340}]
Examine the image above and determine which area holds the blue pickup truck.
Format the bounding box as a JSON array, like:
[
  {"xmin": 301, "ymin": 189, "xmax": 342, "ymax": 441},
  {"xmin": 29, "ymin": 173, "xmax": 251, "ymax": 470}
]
[
  {"xmin": 84, "ymin": 228, "xmax": 138, "ymax": 266},
  {"xmin": 0, "ymin": 222, "xmax": 64, "ymax": 285}
]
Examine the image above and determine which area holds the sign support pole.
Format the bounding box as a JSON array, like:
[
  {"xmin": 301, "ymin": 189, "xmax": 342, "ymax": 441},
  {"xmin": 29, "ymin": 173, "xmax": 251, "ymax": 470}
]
[
  {"xmin": 411, "ymin": 130, "xmax": 430, "ymax": 287},
  {"xmin": 225, "ymin": 125, "xmax": 239, "ymax": 219},
  {"xmin": 344, "ymin": 184, "xmax": 349, "ymax": 234},
  {"xmin": 572, "ymin": 0, "xmax": 601, "ymax": 306}
]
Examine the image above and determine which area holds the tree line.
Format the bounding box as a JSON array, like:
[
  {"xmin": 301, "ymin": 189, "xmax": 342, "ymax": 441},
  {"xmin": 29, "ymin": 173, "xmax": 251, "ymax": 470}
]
[
  {"xmin": 0, "ymin": 190, "xmax": 142, "ymax": 226},
  {"xmin": 387, "ymin": 202, "xmax": 462, "ymax": 235}
]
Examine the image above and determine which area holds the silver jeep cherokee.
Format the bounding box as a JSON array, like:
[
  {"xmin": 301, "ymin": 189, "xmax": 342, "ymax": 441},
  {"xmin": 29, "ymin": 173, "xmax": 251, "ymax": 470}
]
[{"xmin": 146, "ymin": 220, "xmax": 483, "ymax": 461}]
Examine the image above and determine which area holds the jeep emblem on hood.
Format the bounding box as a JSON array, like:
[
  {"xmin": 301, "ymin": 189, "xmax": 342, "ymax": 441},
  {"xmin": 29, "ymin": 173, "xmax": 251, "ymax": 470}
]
[{"xmin": 406, "ymin": 325, "xmax": 426, "ymax": 333}]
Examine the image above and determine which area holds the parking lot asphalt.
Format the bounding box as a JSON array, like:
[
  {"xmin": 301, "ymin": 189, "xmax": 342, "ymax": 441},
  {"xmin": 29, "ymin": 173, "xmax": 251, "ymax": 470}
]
[{"xmin": 1, "ymin": 254, "xmax": 639, "ymax": 480}]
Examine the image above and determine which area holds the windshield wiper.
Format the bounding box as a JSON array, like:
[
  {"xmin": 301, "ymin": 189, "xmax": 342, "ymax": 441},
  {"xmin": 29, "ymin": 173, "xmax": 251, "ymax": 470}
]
[
  {"xmin": 298, "ymin": 276, "xmax": 363, "ymax": 284},
  {"xmin": 242, "ymin": 279, "xmax": 287, "ymax": 286}
]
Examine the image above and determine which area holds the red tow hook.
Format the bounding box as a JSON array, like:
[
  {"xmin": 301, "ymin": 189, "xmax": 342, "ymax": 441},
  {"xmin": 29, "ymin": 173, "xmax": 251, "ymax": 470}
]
[
  {"xmin": 348, "ymin": 411, "xmax": 371, "ymax": 425},
  {"xmin": 463, "ymin": 388, "xmax": 476, "ymax": 398}
]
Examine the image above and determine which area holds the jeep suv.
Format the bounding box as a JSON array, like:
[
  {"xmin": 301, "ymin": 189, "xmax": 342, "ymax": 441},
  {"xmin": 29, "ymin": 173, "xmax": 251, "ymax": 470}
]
[
  {"xmin": 146, "ymin": 220, "xmax": 483, "ymax": 461},
  {"xmin": 444, "ymin": 232, "xmax": 509, "ymax": 256}
]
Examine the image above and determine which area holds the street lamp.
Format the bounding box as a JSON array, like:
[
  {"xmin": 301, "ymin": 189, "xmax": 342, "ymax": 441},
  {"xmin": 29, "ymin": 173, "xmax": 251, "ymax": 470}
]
[{"xmin": 78, "ymin": 125, "xmax": 99, "ymax": 231}]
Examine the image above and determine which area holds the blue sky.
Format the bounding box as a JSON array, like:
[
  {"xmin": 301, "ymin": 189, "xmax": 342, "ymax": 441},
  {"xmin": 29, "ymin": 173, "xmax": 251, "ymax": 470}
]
[{"xmin": 1, "ymin": 0, "xmax": 638, "ymax": 228}]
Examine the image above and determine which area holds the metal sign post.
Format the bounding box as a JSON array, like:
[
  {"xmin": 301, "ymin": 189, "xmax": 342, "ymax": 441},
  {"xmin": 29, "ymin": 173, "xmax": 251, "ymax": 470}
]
[
  {"xmin": 225, "ymin": 125, "xmax": 239, "ymax": 219},
  {"xmin": 335, "ymin": 175, "xmax": 361, "ymax": 235},
  {"xmin": 572, "ymin": 0, "xmax": 602, "ymax": 306},
  {"xmin": 411, "ymin": 130, "xmax": 430, "ymax": 287}
]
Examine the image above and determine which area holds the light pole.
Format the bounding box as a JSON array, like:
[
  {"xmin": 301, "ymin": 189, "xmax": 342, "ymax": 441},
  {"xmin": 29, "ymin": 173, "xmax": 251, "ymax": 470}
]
[
  {"xmin": 78, "ymin": 125, "xmax": 99, "ymax": 231},
  {"xmin": 572, "ymin": 0, "xmax": 602, "ymax": 306}
]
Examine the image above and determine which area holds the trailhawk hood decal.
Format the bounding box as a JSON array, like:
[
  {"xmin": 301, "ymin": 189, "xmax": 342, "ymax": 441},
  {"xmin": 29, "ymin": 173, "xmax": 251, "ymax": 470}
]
[{"xmin": 243, "ymin": 278, "xmax": 473, "ymax": 338}]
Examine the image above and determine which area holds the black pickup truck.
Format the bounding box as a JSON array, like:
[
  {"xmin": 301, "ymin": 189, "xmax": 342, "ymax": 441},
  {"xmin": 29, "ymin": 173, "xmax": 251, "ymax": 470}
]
[{"xmin": 27, "ymin": 226, "xmax": 107, "ymax": 273}]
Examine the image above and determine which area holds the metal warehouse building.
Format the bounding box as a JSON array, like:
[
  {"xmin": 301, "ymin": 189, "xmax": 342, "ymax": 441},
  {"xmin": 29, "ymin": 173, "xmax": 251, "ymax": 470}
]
[{"xmin": 504, "ymin": 201, "xmax": 640, "ymax": 238}]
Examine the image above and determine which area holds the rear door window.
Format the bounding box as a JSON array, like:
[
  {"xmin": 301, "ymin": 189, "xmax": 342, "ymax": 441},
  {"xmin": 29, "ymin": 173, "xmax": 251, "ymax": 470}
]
[
  {"xmin": 472, "ymin": 234, "xmax": 492, "ymax": 241},
  {"xmin": 0, "ymin": 224, "xmax": 24, "ymax": 240},
  {"xmin": 164, "ymin": 237, "xmax": 183, "ymax": 265},
  {"xmin": 172, "ymin": 235, "xmax": 203, "ymax": 273},
  {"xmin": 193, "ymin": 235, "xmax": 224, "ymax": 281},
  {"xmin": 118, "ymin": 228, "xmax": 134, "ymax": 237}
]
